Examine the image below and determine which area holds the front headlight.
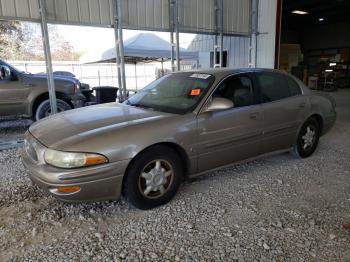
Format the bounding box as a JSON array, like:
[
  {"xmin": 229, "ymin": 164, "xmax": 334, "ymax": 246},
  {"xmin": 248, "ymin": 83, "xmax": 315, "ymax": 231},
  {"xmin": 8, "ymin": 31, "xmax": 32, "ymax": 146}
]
[{"xmin": 44, "ymin": 149, "xmax": 108, "ymax": 168}]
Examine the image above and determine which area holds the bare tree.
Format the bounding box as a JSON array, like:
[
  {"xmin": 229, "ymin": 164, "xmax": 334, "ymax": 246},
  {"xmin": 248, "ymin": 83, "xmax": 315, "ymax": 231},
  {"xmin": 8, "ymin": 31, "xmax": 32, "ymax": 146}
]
[
  {"xmin": 0, "ymin": 21, "xmax": 82, "ymax": 61},
  {"xmin": 0, "ymin": 21, "xmax": 26, "ymax": 60}
]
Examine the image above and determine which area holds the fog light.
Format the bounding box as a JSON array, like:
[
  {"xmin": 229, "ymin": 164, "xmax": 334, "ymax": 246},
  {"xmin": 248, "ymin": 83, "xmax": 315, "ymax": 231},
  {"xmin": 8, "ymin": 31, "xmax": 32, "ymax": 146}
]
[{"xmin": 57, "ymin": 186, "xmax": 81, "ymax": 193}]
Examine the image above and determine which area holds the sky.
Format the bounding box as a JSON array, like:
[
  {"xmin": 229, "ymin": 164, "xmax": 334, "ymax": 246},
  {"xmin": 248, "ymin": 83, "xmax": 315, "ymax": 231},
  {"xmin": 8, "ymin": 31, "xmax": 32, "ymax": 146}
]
[{"xmin": 55, "ymin": 24, "xmax": 196, "ymax": 62}]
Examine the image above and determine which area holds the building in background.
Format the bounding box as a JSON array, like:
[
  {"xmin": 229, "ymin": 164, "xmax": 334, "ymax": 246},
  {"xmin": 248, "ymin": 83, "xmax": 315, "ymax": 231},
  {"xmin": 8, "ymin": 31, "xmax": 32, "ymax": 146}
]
[
  {"xmin": 188, "ymin": 0, "xmax": 278, "ymax": 70},
  {"xmin": 187, "ymin": 35, "xmax": 250, "ymax": 69}
]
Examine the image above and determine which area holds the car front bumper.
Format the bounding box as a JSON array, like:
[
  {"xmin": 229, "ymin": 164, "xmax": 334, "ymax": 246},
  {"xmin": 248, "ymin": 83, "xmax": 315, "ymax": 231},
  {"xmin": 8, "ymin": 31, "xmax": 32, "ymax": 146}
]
[
  {"xmin": 71, "ymin": 93, "xmax": 86, "ymax": 108},
  {"xmin": 21, "ymin": 133, "xmax": 130, "ymax": 203}
]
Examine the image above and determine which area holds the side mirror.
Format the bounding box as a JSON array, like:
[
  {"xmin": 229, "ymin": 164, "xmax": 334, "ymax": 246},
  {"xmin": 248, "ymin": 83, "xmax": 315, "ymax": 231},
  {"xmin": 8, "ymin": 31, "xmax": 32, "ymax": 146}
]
[
  {"xmin": 203, "ymin": 97, "xmax": 234, "ymax": 112},
  {"xmin": 0, "ymin": 65, "xmax": 11, "ymax": 80}
]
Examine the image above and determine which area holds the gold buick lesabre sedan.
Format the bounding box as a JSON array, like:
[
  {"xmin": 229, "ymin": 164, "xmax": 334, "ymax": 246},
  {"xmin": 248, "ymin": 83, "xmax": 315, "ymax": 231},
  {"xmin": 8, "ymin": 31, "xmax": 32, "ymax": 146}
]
[{"xmin": 22, "ymin": 69, "xmax": 336, "ymax": 209}]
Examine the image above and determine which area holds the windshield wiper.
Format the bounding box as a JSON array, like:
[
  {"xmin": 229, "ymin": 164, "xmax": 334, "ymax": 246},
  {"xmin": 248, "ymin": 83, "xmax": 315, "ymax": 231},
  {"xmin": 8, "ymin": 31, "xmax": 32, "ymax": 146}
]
[{"xmin": 129, "ymin": 102, "xmax": 154, "ymax": 110}]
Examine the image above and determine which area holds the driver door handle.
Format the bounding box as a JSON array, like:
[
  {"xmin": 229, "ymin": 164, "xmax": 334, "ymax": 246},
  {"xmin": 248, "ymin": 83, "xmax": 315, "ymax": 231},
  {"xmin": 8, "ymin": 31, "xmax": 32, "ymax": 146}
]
[{"xmin": 249, "ymin": 112, "xmax": 260, "ymax": 119}]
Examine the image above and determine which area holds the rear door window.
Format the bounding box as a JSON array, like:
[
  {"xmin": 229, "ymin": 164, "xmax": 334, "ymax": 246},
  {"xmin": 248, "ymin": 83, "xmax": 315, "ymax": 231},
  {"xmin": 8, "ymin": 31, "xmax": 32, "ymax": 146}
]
[
  {"xmin": 285, "ymin": 76, "xmax": 302, "ymax": 96},
  {"xmin": 256, "ymin": 72, "xmax": 291, "ymax": 103}
]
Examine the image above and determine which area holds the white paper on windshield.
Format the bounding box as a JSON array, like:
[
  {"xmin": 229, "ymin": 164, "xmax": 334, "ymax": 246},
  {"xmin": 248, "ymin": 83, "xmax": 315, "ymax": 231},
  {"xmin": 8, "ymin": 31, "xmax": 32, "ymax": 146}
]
[{"xmin": 189, "ymin": 73, "xmax": 211, "ymax": 79}]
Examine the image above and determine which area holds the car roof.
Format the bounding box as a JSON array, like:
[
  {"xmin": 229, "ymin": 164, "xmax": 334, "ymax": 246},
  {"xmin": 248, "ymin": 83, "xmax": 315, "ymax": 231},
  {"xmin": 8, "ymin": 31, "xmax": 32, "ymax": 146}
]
[{"xmin": 171, "ymin": 68, "xmax": 284, "ymax": 79}]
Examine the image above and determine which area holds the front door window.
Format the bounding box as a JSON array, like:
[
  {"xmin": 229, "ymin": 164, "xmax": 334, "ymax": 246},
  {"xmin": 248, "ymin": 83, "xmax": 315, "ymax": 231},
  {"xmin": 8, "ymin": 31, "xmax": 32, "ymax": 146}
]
[{"xmin": 212, "ymin": 75, "xmax": 256, "ymax": 108}]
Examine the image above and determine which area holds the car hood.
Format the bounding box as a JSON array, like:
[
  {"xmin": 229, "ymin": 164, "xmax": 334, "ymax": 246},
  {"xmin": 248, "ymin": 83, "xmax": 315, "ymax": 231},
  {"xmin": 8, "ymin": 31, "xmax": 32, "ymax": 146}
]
[
  {"xmin": 29, "ymin": 103, "xmax": 172, "ymax": 148},
  {"xmin": 26, "ymin": 73, "xmax": 78, "ymax": 84}
]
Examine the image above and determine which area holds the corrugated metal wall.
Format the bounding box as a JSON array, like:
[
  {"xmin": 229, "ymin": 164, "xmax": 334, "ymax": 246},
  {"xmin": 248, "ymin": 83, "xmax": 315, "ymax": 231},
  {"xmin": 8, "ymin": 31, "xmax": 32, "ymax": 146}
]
[
  {"xmin": 0, "ymin": 0, "xmax": 40, "ymax": 21},
  {"xmin": 177, "ymin": 0, "xmax": 250, "ymax": 35},
  {"xmin": 222, "ymin": 0, "xmax": 250, "ymax": 35},
  {"xmin": 0, "ymin": 0, "xmax": 250, "ymax": 35},
  {"xmin": 178, "ymin": 0, "xmax": 215, "ymax": 34},
  {"xmin": 187, "ymin": 0, "xmax": 278, "ymax": 70},
  {"xmin": 45, "ymin": 0, "xmax": 114, "ymax": 26},
  {"xmin": 121, "ymin": 0, "xmax": 169, "ymax": 31},
  {"xmin": 0, "ymin": 0, "xmax": 115, "ymax": 26},
  {"xmin": 188, "ymin": 34, "xmax": 250, "ymax": 69},
  {"xmin": 256, "ymin": 0, "xmax": 277, "ymax": 68}
]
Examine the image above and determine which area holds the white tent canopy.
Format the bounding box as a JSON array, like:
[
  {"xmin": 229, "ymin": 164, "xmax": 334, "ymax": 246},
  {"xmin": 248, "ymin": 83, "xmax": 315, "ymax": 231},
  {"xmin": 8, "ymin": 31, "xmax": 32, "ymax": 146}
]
[{"xmin": 97, "ymin": 33, "xmax": 199, "ymax": 63}]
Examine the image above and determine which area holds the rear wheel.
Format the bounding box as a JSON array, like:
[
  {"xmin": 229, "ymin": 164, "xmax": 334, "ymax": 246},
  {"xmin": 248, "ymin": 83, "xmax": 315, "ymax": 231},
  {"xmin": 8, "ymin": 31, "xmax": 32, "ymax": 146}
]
[
  {"xmin": 123, "ymin": 145, "xmax": 182, "ymax": 209},
  {"xmin": 293, "ymin": 118, "xmax": 321, "ymax": 158},
  {"xmin": 35, "ymin": 99, "xmax": 72, "ymax": 121}
]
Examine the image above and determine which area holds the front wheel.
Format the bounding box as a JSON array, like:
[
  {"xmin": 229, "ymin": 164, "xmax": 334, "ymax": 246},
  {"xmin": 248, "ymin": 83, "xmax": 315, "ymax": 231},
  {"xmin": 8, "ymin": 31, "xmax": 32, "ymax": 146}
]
[
  {"xmin": 293, "ymin": 118, "xmax": 321, "ymax": 158},
  {"xmin": 35, "ymin": 99, "xmax": 72, "ymax": 121},
  {"xmin": 123, "ymin": 145, "xmax": 182, "ymax": 209}
]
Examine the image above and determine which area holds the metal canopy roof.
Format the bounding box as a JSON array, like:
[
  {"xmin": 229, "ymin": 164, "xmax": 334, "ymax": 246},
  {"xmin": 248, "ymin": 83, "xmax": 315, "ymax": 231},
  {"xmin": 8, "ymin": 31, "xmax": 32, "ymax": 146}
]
[
  {"xmin": 0, "ymin": 0, "xmax": 251, "ymax": 36},
  {"xmin": 0, "ymin": 0, "xmax": 254, "ymax": 111}
]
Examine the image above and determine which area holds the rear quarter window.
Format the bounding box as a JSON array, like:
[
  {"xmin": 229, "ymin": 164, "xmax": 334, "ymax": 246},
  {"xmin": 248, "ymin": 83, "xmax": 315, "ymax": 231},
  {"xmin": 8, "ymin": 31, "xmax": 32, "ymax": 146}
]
[{"xmin": 285, "ymin": 75, "xmax": 302, "ymax": 96}]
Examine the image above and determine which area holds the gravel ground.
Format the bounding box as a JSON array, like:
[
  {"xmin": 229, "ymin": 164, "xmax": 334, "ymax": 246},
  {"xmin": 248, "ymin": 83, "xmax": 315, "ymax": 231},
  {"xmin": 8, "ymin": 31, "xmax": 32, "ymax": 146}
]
[
  {"xmin": 0, "ymin": 117, "xmax": 32, "ymax": 142},
  {"xmin": 1, "ymin": 90, "xmax": 350, "ymax": 261}
]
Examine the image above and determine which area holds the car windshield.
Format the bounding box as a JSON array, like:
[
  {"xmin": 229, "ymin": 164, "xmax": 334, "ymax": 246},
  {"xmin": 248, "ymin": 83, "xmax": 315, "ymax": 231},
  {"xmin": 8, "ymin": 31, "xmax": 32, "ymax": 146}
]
[
  {"xmin": 0, "ymin": 61, "xmax": 23, "ymax": 73},
  {"xmin": 125, "ymin": 72, "xmax": 215, "ymax": 114}
]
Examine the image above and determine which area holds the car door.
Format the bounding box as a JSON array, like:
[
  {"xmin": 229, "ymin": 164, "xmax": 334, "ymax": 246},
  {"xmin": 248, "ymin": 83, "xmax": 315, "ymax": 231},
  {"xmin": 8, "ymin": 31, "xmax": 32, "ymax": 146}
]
[
  {"xmin": 255, "ymin": 71, "xmax": 308, "ymax": 153},
  {"xmin": 0, "ymin": 68, "xmax": 28, "ymax": 116},
  {"xmin": 196, "ymin": 73, "xmax": 263, "ymax": 173}
]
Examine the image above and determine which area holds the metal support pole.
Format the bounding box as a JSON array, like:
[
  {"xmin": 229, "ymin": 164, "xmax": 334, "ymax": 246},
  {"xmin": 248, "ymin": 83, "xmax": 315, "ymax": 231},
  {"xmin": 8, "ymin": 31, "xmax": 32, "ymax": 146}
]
[
  {"xmin": 219, "ymin": 0, "xmax": 224, "ymax": 67},
  {"xmin": 113, "ymin": 0, "xmax": 123, "ymax": 101},
  {"xmin": 170, "ymin": 32, "xmax": 175, "ymax": 72},
  {"xmin": 169, "ymin": 0, "xmax": 175, "ymax": 72},
  {"xmin": 117, "ymin": 0, "xmax": 127, "ymax": 100},
  {"xmin": 175, "ymin": 32, "xmax": 180, "ymax": 71},
  {"xmin": 274, "ymin": 0, "xmax": 283, "ymax": 69},
  {"xmin": 214, "ymin": 0, "xmax": 222, "ymax": 68},
  {"xmin": 214, "ymin": 1, "xmax": 218, "ymax": 67},
  {"xmin": 249, "ymin": 0, "xmax": 259, "ymax": 68},
  {"xmin": 38, "ymin": 0, "xmax": 57, "ymax": 114},
  {"xmin": 113, "ymin": 0, "xmax": 127, "ymax": 101},
  {"xmin": 134, "ymin": 62, "xmax": 138, "ymax": 91},
  {"xmin": 98, "ymin": 65, "xmax": 101, "ymax": 86},
  {"xmin": 175, "ymin": 0, "xmax": 180, "ymax": 71},
  {"xmin": 161, "ymin": 58, "xmax": 164, "ymax": 76}
]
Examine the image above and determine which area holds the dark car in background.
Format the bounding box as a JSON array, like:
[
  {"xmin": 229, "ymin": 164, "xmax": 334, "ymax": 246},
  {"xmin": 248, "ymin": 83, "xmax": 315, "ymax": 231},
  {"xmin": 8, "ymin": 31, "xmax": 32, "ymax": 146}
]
[
  {"xmin": 0, "ymin": 59, "xmax": 92, "ymax": 121},
  {"xmin": 52, "ymin": 71, "xmax": 76, "ymax": 78}
]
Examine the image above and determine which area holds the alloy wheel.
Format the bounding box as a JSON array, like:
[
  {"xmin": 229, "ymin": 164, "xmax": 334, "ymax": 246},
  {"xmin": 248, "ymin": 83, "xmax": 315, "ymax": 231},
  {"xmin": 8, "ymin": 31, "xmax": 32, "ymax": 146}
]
[
  {"xmin": 302, "ymin": 125, "xmax": 316, "ymax": 150},
  {"xmin": 44, "ymin": 105, "xmax": 65, "ymax": 117},
  {"xmin": 138, "ymin": 159, "xmax": 174, "ymax": 199}
]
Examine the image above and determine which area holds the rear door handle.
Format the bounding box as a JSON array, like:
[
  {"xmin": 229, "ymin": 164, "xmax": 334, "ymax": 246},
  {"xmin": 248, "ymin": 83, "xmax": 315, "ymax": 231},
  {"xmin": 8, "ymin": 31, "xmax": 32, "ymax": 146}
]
[
  {"xmin": 299, "ymin": 102, "xmax": 306, "ymax": 108},
  {"xmin": 249, "ymin": 112, "xmax": 260, "ymax": 119}
]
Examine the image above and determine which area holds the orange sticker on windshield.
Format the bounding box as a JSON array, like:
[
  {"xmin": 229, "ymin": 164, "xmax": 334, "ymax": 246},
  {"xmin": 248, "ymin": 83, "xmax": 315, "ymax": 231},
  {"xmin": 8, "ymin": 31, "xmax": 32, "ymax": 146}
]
[{"xmin": 190, "ymin": 89, "xmax": 201, "ymax": 96}]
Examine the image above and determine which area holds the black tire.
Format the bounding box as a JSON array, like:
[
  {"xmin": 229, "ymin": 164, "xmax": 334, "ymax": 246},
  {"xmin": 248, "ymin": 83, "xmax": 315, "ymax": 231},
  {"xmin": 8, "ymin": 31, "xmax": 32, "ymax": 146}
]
[
  {"xmin": 123, "ymin": 145, "xmax": 183, "ymax": 210},
  {"xmin": 35, "ymin": 99, "xmax": 72, "ymax": 121},
  {"xmin": 293, "ymin": 118, "xmax": 321, "ymax": 158}
]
